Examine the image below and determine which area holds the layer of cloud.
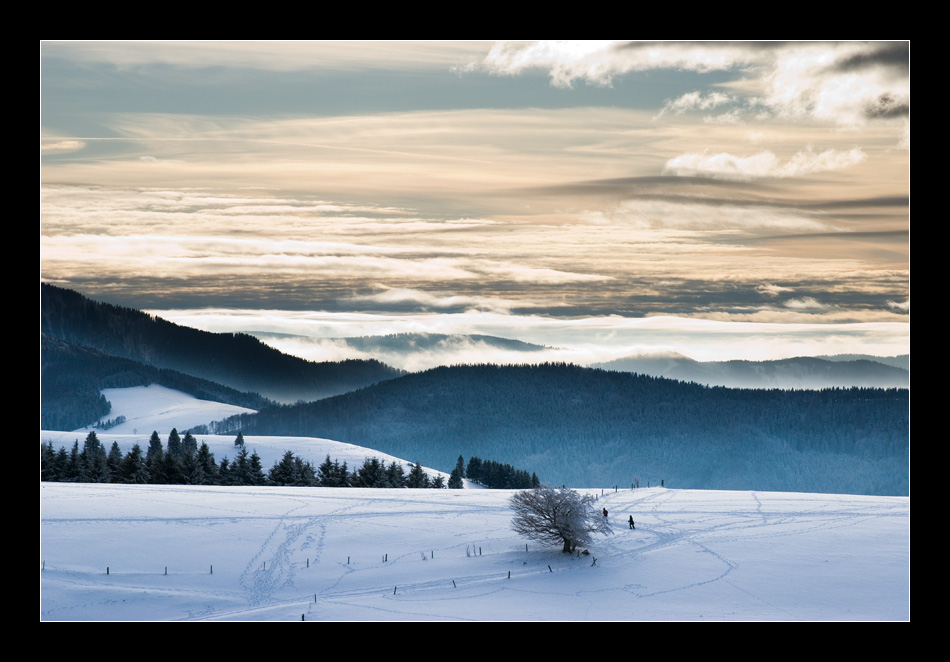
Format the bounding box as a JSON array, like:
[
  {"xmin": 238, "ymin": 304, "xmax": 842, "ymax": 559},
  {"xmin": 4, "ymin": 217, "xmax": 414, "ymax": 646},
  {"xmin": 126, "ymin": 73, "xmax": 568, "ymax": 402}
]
[
  {"xmin": 473, "ymin": 41, "xmax": 909, "ymax": 129},
  {"xmin": 664, "ymin": 146, "xmax": 867, "ymax": 180},
  {"xmin": 148, "ymin": 306, "xmax": 910, "ymax": 366}
]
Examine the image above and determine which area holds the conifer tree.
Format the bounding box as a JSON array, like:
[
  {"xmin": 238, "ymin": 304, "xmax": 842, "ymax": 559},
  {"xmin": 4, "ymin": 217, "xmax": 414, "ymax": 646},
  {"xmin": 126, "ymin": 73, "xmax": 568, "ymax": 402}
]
[
  {"xmin": 107, "ymin": 441, "xmax": 124, "ymax": 478},
  {"xmin": 218, "ymin": 457, "xmax": 233, "ymax": 485},
  {"xmin": 408, "ymin": 462, "xmax": 430, "ymax": 488},
  {"xmin": 120, "ymin": 444, "xmax": 150, "ymax": 484},
  {"xmin": 146, "ymin": 431, "xmax": 163, "ymax": 462},
  {"xmin": 41, "ymin": 441, "xmax": 62, "ymax": 481},
  {"xmin": 81, "ymin": 431, "xmax": 110, "ymax": 483},
  {"xmin": 196, "ymin": 443, "xmax": 218, "ymax": 484},
  {"xmin": 232, "ymin": 447, "xmax": 251, "ymax": 485},
  {"xmin": 318, "ymin": 454, "xmax": 338, "ymax": 486},
  {"xmin": 182, "ymin": 432, "xmax": 198, "ymax": 458},
  {"xmin": 386, "ymin": 461, "xmax": 407, "ymax": 488},
  {"xmin": 166, "ymin": 428, "xmax": 183, "ymax": 460},
  {"xmin": 269, "ymin": 451, "xmax": 300, "ymax": 486},
  {"xmin": 249, "ymin": 450, "xmax": 267, "ymax": 485}
]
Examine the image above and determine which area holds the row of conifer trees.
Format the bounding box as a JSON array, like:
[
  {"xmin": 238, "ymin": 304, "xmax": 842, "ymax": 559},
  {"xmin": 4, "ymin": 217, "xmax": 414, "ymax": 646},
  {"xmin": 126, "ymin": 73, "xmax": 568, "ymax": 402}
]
[
  {"xmin": 39, "ymin": 429, "xmax": 445, "ymax": 488},
  {"xmin": 40, "ymin": 430, "xmax": 542, "ymax": 490}
]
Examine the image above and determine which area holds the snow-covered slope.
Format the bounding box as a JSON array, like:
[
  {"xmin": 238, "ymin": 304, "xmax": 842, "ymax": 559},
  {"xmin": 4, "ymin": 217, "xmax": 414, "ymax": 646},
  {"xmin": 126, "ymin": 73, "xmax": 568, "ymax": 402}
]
[
  {"xmin": 72, "ymin": 384, "xmax": 257, "ymax": 436},
  {"xmin": 40, "ymin": 483, "xmax": 909, "ymax": 621},
  {"xmin": 43, "ymin": 384, "xmax": 453, "ymax": 484},
  {"xmin": 40, "ymin": 385, "xmax": 910, "ymax": 621}
]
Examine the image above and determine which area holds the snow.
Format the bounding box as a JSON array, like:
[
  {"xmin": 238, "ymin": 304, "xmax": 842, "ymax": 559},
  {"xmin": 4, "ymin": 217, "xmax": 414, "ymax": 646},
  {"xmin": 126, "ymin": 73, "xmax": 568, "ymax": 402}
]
[
  {"xmin": 40, "ymin": 483, "xmax": 909, "ymax": 621},
  {"xmin": 40, "ymin": 386, "xmax": 910, "ymax": 621},
  {"xmin": 78, "ymin": 384, "xmax": 258, "ymax": 436}
]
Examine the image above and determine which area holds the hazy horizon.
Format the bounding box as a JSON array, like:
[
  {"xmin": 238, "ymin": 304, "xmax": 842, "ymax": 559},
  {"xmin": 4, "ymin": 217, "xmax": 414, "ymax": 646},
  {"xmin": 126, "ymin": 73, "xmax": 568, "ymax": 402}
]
[{"xmin": 41, "ymin": 41, "xmax": 910, "ymax": 364}]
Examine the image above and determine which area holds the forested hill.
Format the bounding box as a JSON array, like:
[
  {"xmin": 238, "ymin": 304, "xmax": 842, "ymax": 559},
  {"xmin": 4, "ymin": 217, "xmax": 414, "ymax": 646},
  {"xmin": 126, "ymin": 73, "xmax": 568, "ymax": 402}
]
[
  {"xmin": 214, "ymin": 363, "xmax": 910, "ymax": 496},
  {"xmin": 41, "ymin": 335, "xmax": 271, "ymax": 431},
  {"xmin": 40, "ymin": 284, "xmax": 404, "ymax": 404}
]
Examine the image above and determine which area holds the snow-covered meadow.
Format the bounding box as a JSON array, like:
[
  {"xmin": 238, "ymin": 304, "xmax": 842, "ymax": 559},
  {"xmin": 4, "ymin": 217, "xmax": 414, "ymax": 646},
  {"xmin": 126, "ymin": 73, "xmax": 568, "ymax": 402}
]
[
  {"xmin": 40, "ymin": 385, "xmax": 910, "ymax": 621},
  {"xmin": 40, "ymin": 483, "xmax": 909, "ymax": 621}
]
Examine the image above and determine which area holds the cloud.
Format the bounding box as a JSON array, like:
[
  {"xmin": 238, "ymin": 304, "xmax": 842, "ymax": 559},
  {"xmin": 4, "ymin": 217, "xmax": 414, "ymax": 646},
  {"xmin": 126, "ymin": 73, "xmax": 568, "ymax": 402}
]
[
  {"xmin": 474, "ymin": 41, "xmax": 762, "ymax": 88},
  {"xmin": 41, "ymin": 140, "xmax": 85, "ymax": 153},
  {"xmin": 151, "ymin": 306, "xmax": 910, "ymax": 364},
  {"xmin": 664, "ymin": 146, "xmax": 867, "ymax": 180},
  {"xmin": 757, "ymin": 283, "xmax": 794, "ymax": 298},
  {"xmin": 887, "ymin": 298, "xmax": 910, "ymax": 312},
  {"xmin": 782, "ymin": 296, "xmax": 834, "ymax": 311},
  {"xmin": 42, "ymin": 40, "xmax": 490, "ymax": 74},
  {"xmin": 474, "ymin": 41, "xmax": 909, "ymax": 129},
  {"xmin": 348, "ymin": 287, "xmax": 525, "ymax": 315},
  {"xmin": 656, "ymin": 91, "xmax": 735, "ymax": 118}
]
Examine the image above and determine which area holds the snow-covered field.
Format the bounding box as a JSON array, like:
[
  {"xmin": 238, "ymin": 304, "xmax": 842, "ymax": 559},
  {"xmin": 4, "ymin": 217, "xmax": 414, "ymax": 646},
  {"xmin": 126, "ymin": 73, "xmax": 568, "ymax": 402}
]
[
  {"xmin": 40, "ymin": 483, "xmax": 909, "ymax": 621},
  {"xmin": 40, "ymin": 386, "xmax": 910, "ymax": 621}
]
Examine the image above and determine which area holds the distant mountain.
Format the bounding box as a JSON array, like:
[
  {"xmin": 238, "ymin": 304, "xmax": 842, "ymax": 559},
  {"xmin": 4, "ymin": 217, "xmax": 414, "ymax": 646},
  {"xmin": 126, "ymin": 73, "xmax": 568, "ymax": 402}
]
[
  {"xmin": 40, "ymin": 284, "xmax": 404, "ymax": 406},
  {"xmin": 816, "ymin": 354, "xmax": 910, "ymax": 371},
  {"xmin": 590, "ymin": 352, "xmax": 909, "ymax": 389},
  {"xmin": 249, "ymin": 331, "xmax": 554, "ymax": 372},
  {"xmin": 215, "ymin": 363, "xmax": 910, "ymax": 496},
  {"xmin": 336, "ymin": 332, "xmax": 551, "ymax": 354}
]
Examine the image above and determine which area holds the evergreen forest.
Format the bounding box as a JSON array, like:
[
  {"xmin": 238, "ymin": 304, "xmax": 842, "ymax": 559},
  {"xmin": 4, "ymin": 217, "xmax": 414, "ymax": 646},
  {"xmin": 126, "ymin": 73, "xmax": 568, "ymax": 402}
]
[
  {"xmin": 40, "ymin": 431, "xmax": 541, "ymax": 490},
  {"xmin": 40, "ymin": 430, "xmax": 452, "ymax": 489},
  {"xmin": 212, "ymin": 363, "xmax": 910, "ymax": 495}
]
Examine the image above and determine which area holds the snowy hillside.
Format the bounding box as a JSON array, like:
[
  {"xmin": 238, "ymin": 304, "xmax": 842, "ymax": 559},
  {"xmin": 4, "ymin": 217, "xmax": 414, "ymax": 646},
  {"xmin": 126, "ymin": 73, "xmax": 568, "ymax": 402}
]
[
  {"xmin": 40, "ymin": 483, "xmax": 909, "ymax": 621},
  {"xmin": 40, "ymin": 385, "xmax": 910, "ymax": 621},
  {"xmin": 42, "ymin": 384, "xmax": 451, "ymax": 482}
]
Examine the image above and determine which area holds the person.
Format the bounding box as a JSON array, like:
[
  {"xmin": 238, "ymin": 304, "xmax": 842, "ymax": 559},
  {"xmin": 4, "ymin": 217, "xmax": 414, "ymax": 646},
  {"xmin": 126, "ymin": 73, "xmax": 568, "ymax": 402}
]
[
  {"xmin": 602, "ymin": 508, "xmax": 608, "ymax": 519},
  {"xmin": 628, "ymin": 516, "xmax": 635, "ymax": 530}
]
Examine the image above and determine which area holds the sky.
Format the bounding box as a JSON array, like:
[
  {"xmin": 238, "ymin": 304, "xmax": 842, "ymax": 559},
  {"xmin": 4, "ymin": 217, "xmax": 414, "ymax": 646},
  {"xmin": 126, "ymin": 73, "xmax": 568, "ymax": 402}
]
[{"xmin": 40, "ymin": 41, "xmax": 910, "ymax": 364}]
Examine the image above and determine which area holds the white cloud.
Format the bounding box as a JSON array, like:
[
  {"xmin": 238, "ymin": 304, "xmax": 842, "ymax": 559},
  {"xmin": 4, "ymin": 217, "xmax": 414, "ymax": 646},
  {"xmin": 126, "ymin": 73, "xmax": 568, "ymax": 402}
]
[
  {"xmin": 888, "ymin": 298, "xmax": 910, "ymax": 312},
  {"xmin": 41, "ymin": 140, "xmax": 85, "ymax": 153},
  {"xmin": 476, "ymin": 41, "xmax": 908, "ymax": 129},
  {"xmin": 757, "ymin": 283, "xmax": 793, "ymax": 298},
  {"xmin": 657, "ymin": 91, "xmax": 735, "ymax": 118},
  {"xmin": 783, "ymin": 297, "xmax": 832, "ymax": 311},
  {"xmin": 664, "ymin": 146, "xmax": 867, "ymax": 180},
  {"xmin": 476, "ymin": 41, "xmax": 761, "ymax": 88}
]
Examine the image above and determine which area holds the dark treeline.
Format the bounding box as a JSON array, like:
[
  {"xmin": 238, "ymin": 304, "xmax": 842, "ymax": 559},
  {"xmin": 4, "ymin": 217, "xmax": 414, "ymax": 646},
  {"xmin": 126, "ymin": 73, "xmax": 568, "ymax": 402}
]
[
  {"xmin": 462, "ymin": 455, "xmax": 540, "ymax": 489},
  {"xmin": 40, "ymin": 430, "xmax": 445, "ymax": 489}
]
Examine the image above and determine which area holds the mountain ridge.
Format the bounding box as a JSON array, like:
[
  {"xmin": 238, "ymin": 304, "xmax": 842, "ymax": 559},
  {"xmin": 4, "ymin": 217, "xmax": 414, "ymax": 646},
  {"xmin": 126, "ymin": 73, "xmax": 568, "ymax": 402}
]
[{"xmin": 40, "ymin": 283, "xmax": 404, "ymax": 405}]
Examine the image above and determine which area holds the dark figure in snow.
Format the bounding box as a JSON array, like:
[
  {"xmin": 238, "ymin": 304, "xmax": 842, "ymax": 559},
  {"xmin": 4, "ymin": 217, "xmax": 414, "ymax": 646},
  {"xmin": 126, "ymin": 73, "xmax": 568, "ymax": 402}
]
[
  {"xmin": 602, "ymin": 508, "xmax": 608, "ymax": 519},
  {"xmin": 628, "ymin": 516, "xmax": 635, "ymax": 530}
]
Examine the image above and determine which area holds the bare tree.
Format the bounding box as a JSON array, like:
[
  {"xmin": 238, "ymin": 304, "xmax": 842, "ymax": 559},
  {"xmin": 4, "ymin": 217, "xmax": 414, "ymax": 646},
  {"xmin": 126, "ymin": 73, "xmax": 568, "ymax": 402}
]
[{"xmin": 510, "ymin": 486, "xmax": 611, "ymax": 553}]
